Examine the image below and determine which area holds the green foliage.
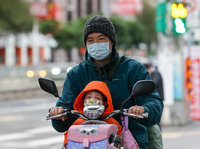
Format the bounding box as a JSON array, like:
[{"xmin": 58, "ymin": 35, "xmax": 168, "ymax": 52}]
[
  {"xmin": 54, "ymin": 14, "xmax": 98, "ymax": 50},
  {"xmin": 39, "ymin": 14, "xmax": 146, "ymax": 53},
  {"xmin": 136, "ymin": 0, "xmax": 157, "ymax": 49},
  {"xmin": 54, "ymin": 18, "xmax": 85, "ymax": 49},
  {"xmin": 126, "ymin": 20, "xmax": 145, "ymax": 47},
  {"xmin": 39, "ymin": 19, "xmax": 60, "ymax": 35},
  {"xmin": 110, "ymin": 16, "xmax": 145, "ymax": 49},
  {"xmin": 0, "ymin": 0, "xmax": 33, "ymax": 33}
]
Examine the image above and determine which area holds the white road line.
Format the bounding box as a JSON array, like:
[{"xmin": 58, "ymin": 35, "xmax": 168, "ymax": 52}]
[
  {"xmin": 0, "ymin": 126, "xmax": 56, "ymax": 141},
  {"xmin": 162, "ymin": 130, "xmax": 200, "ymax": 138},
  {"xmin": 1, "ymin": 136, "xmax": 63, "ymax": 148},
  {"xmin": 0, "ymin": 102, "xmax": 55, "ymax": 114},
  {"xmin": 0, "ymin": 115, "xmax": 24, "ymax": 122},
  {"xmin": 25, "ymin": 126, "xmax": 55, "ymax": 134}
]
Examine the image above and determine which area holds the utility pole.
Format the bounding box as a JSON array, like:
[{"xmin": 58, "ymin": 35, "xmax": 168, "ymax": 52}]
[{"xmin": 102, "ymin": 0, "xmax": 110, "ymax": 17}]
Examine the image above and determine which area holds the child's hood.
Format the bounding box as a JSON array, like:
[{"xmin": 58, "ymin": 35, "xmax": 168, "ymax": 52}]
[{"xmin": 73, "ymin": 81, "xmax": 113, "ymax": 116}]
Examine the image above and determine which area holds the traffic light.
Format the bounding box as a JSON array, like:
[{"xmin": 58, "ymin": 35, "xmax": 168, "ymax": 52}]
[{"xmin": 171, "ymin": 3, "xmax": 187, "ymax": 35}]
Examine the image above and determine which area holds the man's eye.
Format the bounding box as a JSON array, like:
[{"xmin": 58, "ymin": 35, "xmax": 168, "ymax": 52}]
[
  {"xmin": 87, "ymin": 39, "xmax": 93, "ymax": 43},
  {"xmin": 99, "ymin": 38, "xmax": 105, "ymax": 41}
]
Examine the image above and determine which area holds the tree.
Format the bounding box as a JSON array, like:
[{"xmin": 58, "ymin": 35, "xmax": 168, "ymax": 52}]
[
  {"xmin": 39, "ymin": 14, "xmax": 146, "ymax": 62},
  {"xmin": 0, "ymin": 0, "xmax": 33, "ymax": 33},
  {"xmin": 136, "ymin": 0, "xmax": 157, "ymax": 52},
  {"xmin": 110, "ymin": 16, "xmax": 145, "ymax": 50},
  {"xmin": 39, "ymin": 19, "xmax": 60, "ymax": 35}
]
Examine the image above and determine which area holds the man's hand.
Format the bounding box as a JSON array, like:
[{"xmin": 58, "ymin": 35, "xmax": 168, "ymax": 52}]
[
  {"xmin": 128, "ymin": 105, "xmax": 145, "ymax": 119},
  {"xmin": 49, "ymin": 107, "xmax": 67, "ymax": 121}
]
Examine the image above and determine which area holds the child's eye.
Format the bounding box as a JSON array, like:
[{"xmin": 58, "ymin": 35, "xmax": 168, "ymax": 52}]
[{"xmin": 86, "ymin": 96, "xmax": 91, "ymax": 99}]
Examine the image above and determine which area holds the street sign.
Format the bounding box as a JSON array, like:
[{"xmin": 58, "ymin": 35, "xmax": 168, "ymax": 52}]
[{"xmin": 156, "ymin": 2, "xmax": 166, "ymax": 33}]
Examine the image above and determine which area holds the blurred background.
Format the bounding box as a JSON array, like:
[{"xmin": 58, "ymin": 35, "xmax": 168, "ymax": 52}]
[{"xmin": 0, "ymin": 0, "xmax": 200, "ymax": 148}]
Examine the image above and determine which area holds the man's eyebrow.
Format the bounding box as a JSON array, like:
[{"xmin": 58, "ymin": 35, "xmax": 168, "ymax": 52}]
[
  {"xmin": 87, "ymin": 36, "xmax": 92, "ymax": 40},
  {"xmin": 98, "ymin": 34, "xmax": 106, "ymax": 38}
]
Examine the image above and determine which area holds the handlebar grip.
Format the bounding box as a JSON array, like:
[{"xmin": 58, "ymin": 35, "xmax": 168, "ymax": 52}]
[
  {"xmin": 142, "ymin": 112, "xmax": 149, "ymax": 118},
  {"xmin": 46, "ymin": 112, "xmax": 67, "ymax": 120},
  {"xmin": 123, "ymin": 112, "xmax": 149, "ymax": 119}
]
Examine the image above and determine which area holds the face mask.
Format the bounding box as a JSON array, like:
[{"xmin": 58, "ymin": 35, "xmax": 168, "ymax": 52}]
[
  {"xmin": 83, "ymin": 98, "xmax": 105, "ymax": 119},
  {"xmin": 87, "ymin": 42, "xmax": 111, "ymax": 60},
  {"xmin": 83, "ymin": 105, "xmax": 105, "ymax": 120},
  {"xmin": 84, "ymin": 98, "xmax": 103, "ymax": 107}
]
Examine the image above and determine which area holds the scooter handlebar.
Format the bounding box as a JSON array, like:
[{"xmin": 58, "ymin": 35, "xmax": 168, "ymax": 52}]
[
  {"xmin": 46, "ymin": 109, "xmax": 148, "ymax": 120},
  {"xmin": 46, "ymin": 110, "xmax": 88, "ymax": 120}
]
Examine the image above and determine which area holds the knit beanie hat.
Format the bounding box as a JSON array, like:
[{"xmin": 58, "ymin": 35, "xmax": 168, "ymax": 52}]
[{"xmin": 83, "ymin": 15, "xmax": 117, "ymax": 47}]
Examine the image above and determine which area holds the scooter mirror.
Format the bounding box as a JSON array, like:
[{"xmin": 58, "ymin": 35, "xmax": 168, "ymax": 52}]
[
  {"xmin": 131, "ymin": 80, "xmax": 155, "ymax": 98},
  {"xmin": 121, "ymin": 80, "xmax": 155, "ymax": 112},
  {"xmin": 38, "ymin": 78, "xmax": 59, "ymax": 98}
]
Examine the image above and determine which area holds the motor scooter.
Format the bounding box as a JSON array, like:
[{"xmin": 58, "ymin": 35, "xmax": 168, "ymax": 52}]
[{"xmin": 38, "ymin": 78, "xmax": 155, "ymax": 149}]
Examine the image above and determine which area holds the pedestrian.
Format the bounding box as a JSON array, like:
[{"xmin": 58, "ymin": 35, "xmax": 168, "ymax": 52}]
[
  {"xmin": 143, "ymin": 61, "xmax": 164, "ymax": 134},
  {"xmin": 143, "ymin": 62, "xmax": 164, "ymax": 101},
  {"xmin": 62, "ymin": 81, "xmax": 123, "ymax": 147},
  {"xmin": 49, "ymin": 15, "xmax": 163, "ymax": 149}
]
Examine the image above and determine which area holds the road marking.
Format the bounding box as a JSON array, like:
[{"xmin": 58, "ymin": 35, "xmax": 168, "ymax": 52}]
[
  {"xmin": 0, "ymin": 126, "xmax": 55, "ymax": 141},
  {"xmin": 162, "ymin": 130, "xmax": 200, "ymax": 138},
  {"xmin": 0, "ymin": 102, "xmax": 55, "ymax": 114},
  {"xmin": 0, "ymin": 115, "xmax": 24, "ymax": 122},
  {"xmin": 0, "ymin": 136, "xmax": 63, "ymax": 148}
]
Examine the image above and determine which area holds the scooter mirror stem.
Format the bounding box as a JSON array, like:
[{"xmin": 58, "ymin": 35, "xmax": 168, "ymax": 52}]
[
  {"xmin": 58, "ymin": 96, "xmax": 72, "ymax": 110},
  {"xmin": 120, "ymin": 95, "xmax": 133, "ymax": 112}
]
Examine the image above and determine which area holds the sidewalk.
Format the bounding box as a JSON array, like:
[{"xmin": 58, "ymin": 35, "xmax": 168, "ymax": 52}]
[{"xmin": 0, "ymin": 78, "xmax": 63, "ymax": 101}]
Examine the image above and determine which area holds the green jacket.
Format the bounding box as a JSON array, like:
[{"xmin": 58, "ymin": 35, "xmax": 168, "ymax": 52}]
[{"xmin": 52, "ymin": 51, "xmax": 163, "ymax": 146}]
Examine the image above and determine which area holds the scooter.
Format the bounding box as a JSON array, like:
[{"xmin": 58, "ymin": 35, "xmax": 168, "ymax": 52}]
[{"xmin": 38, "ymin": 78, "xmax": 155, "ymax": 149}]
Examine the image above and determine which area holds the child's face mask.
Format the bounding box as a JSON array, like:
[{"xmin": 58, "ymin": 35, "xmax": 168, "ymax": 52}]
[
  {"xmin": 83, "ymin": 98, "xmax": 105, "ymax": 120},
  {"xmin": 84, "ymin": 98, "xmax": 103, "ymax": 107}
]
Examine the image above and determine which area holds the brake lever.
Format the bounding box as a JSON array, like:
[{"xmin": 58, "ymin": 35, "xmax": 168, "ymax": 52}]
[
  {"xmin": 46, "ymin": 109, "xmax": 71, "ymax": 120},
  {"xmin": 122, "ymin": 112, "xmax": 149, "ymax": 119},
  {"xmin": 46, "ymin": 112, "xmax": 68, "ymax": 120}
]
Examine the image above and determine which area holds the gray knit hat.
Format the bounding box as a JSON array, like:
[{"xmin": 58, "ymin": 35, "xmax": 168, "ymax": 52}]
[{"xmin": 83, "ymin": 15, "xmax": 116, "ymax": 46}]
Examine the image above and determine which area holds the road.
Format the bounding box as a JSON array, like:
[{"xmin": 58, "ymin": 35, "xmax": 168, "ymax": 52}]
[
  {"xmin": 0, "ymin": 97, "xmax": 63, "ymax": 149},
  {"xmin": 0, "ymin": 97, "xmax": 200, "ymax": 149},
  {"xmin": 162, "ymin": 120, "xmax": 200, "ymax": 149}
]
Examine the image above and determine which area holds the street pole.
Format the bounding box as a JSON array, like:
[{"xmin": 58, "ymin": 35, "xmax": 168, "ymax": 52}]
[{"xmin": 102, "ymin": 0, "xmax": 110, "ymax": 17}]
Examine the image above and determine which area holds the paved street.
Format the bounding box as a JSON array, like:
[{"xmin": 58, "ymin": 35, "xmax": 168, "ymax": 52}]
[
  {"xmin": 0, "ymin": 97, "xmax": 63, "ymax": 149},
  {"xmin": 162, "ymin": 121, "xmax": 200, "ymax": 149},
  {"xmin": 0, "ymin": 97, "xmax": 200, "ymax": 149}
]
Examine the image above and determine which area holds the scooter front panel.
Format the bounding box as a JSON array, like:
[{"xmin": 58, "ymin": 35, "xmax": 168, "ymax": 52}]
[
  {"xmin": 67, "ymin": 139, "xmax": 108, "ymax": 149},
  {"xmin": 68, "ymin": 124, "xmax": 118, "ymax": 142}
]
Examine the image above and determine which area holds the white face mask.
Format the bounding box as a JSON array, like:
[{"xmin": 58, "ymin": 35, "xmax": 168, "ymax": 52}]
[
  {"xmin": 83, "ymin": 105, "xmax": 105, "ymax": 120},
  {"xmin": 83, "ymin": 98, "xmax": 105, "ymax": 120},
  {"xmin": 87, "ymin": 42, "xmax": 111, "ymax": 60}
]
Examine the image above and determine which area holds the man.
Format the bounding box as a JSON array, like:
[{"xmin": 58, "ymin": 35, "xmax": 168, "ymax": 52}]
[
  {"xmin": 49, "ymin": 15, "xmax": 163, "ymax": 149},
  {"xmin": 143, "ymin": 62, "xmax": 164, "ymax": 101}
]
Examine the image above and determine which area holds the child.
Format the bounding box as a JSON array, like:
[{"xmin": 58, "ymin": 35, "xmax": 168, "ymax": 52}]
[{"xmin": 63, "ymin": 81, "xmax": 122, "ymax": 145}]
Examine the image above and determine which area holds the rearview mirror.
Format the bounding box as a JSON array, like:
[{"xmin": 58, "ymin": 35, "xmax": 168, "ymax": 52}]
[
  {"xmin": 38, "ymin": 78, "xmax": 59, "ymax": 98},
  {"xmin": 131, "ymin": 80, "xmax": 155, "ymax": 98},
  {"xmin": 121, "ymin": 80, "xmax": 155, "ymax": 111}
]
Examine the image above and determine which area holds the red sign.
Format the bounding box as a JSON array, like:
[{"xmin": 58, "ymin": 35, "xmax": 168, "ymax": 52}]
[
  {"xmin": 191, "ymin": 58, "xmax": 200, "ymax": 120},
  {"xmin": 30, "ymin": 2, "xmax": 47, "ymax": 18},
  {"xmin": 185, "ymin": 46, "xmax": 200, "ymax": 120},
  {"xmin": 30, "ymin": 2, "xmax": 61, "ymax": 20},
  {"xmin": 110, "ymin": 0, "xmax": 142, "ymax": 16}
]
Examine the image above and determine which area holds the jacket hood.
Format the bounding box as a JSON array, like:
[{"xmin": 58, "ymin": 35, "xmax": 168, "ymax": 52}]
[{"xmin": 73, "ymin": 81, "xmax": 113, "ymax": 117}]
